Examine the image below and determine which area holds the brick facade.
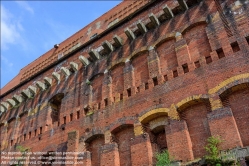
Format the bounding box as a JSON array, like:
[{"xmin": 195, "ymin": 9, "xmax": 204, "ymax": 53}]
[{"xmin": 1, "ymin": 0, "xmax": 249, "ymax": 165}]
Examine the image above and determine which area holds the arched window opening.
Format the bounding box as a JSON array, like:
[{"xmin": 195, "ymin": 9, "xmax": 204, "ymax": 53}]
[{"xmin": 49, "ymin": 93, "xmax": 64, "ymax": 124}]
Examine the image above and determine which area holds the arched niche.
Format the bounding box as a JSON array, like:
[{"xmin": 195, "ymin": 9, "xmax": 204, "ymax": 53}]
[
  {"xmin": 220, "ymin": 82, "xmax": 249, "ymax": 146},
  {"xmin": 183, "ymin": 23, "xmax": 211, "ymax": 63},
  {"xmin": 177, "ymin": 98, "xmax": 211, "ymax": 159},
  {"xmin": 49, "ymin": 93, "xmax": 64, "ymax": 124},
  {"xmin": 155, "ymin": 37, "xmax": 178, "ymax": 73},
  {"xmin": 89, "ymin": 73, "xmax": 104, "ymax": 104},
  {"xmin": 111, "ymin": 124, "xmax": 134, "ymax": 166},
  {"xmin": 85, "ymin": 134, "xmax": 105, "ymax": 166},
  {"xmin": 130, "ymin": 50, "xmax": 149, "ymax": 87},
  {"xmin": 110, "ymin": 62, "xmax": 125, "ymax": 94}
]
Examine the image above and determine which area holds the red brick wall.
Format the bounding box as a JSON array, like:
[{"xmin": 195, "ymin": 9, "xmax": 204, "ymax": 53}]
[
  {"xmin": 180, "ymin": 102, "xmax": 211, "ymax": 158},
  {"xmin": 222, "ymin": 88, "xmax": 249, "ymax": 146},
  {"xmin": 114, "ymin": 126, "xmax": 134, "ymax": 166},
  {"xmin": 87, "ymin": 135, "xmax": 105, "ymax": 166}
]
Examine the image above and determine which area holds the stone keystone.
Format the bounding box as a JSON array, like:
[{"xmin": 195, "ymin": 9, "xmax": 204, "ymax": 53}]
[
  {"xmin": 36, "ymin": 81, "xmax": 46, "ymax": 91},
  {"xmin": 149, "ymin": 13, "xmax": 160, "ymax": 27},
  {"xmin": 137, "ymin": 20, "xmax": 147, "ymax": 34},
  {"xmin": 0, "ymin": 102, "xmax": 9, "ymax": 110},
  {"xmin": 88, "ymin": 49, "xmax": 100, "ymax": 61},
  {"xmin": 52, "ymin": 72, "xmax": 60, "ymax": 82},
  {"xmin": 28, "ymin": 85, "xmax": 37, "ymax": 95},
  {"xmin": 79, "ymin": 55, "xmax": 90, "ymax": 66},
  {"xmin": 124, "ymin": 28, "xmax": 135, "ymax": 40},
  {"xmin": 163, "ymin": 5, "xmax": 174, "ymax": 18},
  {"xmin": 113, "ymin": 35, "xmax": 123, "ymax": 46},
  {"xmin": 61, "ymin": 67, "xmax": 71, "ymax": 77},
  {"xmin": 6, "ymin": 99, "xmax": 16, "ymax": 107},
  {"xmin": 12, "ymin": 94, "xmax": 23, "ymax": 104},
  {"xmin": 44, "ymin": 77, "xmax": 52, "ymax": 86},
  {"xmin": 70, "ymin": 62, "xmax": 78, "ymax": 72},
  {"xmin": 102, "ymin": 40, "xmax": 114, "ymax": 53},
  {"xmin": 21, "ymin": 89, "xmax": 32, "ymax": 98}
]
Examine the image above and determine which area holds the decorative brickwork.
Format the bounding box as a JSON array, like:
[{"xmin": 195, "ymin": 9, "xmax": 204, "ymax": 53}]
[{"xmin": 1, "ymin": 0, "xmax": 249, "ymax": 165}]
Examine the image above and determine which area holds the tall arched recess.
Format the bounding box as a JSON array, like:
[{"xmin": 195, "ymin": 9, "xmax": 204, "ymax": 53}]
[
  {"xmin": 131, "ymin": 51, "xmax": 149, "ymax": 88},
  {"xmin": 156, "ymin": 38, "xmax": 178, "ymax": 74},
  {"xmin": 49, "ymin": 93, "xmax": 64, "ymax": 124},
  {"xmin": 178, "ymin": 100, "xmax": 211, "ymax": 159},
  {"xmin": 183, "ymin": 23, "xmax": 211, "ymax": 62},
  {"xmin": 220, "ymin": 83, "xmax": 249, "ymax": 146}
]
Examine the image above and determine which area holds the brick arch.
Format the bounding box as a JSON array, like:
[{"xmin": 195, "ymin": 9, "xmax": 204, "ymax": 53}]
[
  {"xmin": 129, "ymin": 47, "xmax": 149, "ymax": 61},
  {"xmin": 138, "ymin": 108, "xmax": 170, "ymax": 124},
  {"xmin": 208, "ymin": 73, "xmax": 249, "ymax": 96},
  {"xmin": 109, "ymin": 62, "xmax": 125, "ymax": 72},
  {"xmin": 176, "ymin": 94, "xmax": 210, "ymax": 111},
  {"xmin": 182, "ymin": 20, "xmax": 211, "ymax": 63},
  {"xmin": 218, "ymin": 80, "xmax": 249, "ymax": 146},
  {"xmin": 89, "ymin": 73, "xmax": 104, "ymax": 82},
  {"xmin": 181, "ymin": 19, "xmax": 207, "ymax": 35},
  {"xmin": 107, "ymin": 117, "xmax": 136, "ymax": 134},
  {"xmin": 83, "ymin": 128, "xmax": 104, "ymax": 143},
  {"xmin": 153, "ymin": 35, "xmax": 175, "ymax": 49},
  {"xmin": 176, "ymin": 95, "xmax": 211, "ymax": 159}
]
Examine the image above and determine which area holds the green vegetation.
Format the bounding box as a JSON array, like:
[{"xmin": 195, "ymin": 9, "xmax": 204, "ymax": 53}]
[
  {"xmin": 205, "ymin": 136, "xmax": 236, "ymax": 166},
  {"xmin": 155, "ymin": 150, "xmax": 172, "ymax": 166}
]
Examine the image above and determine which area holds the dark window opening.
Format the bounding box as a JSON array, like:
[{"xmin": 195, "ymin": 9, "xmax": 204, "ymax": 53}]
[
  {"xmin": 246, "ymin": 36, "xmax": 249, "ymax": 45},
  {"xmin": 173, "ymin": 70, "xmax": 178, "ymax": 78},
  {"xmin": 11, "ymin": 140, "xmax": 13, "ymax": 146},
  {"xmin": 24, "ymin": 134, "xmax": 26, "ymax": 141},
  {"xmin": 29, "ymin": 132, "xmax": 31, "ymax": 139},
  {"xmin": 164, "ymin": 75, "xmax": 168, "ymax": 82},
  {"xmin": 40, "ymin": 127, "xmax": 42, "ymax": 134},
  {"xmin": 206, "ymin": 56, "xmax": 212, "ymax": 64},
  {"xmin": 98, "ymin": 103, "xmax": 101, "ymax": 109},
  {"xmin": 30, "ymin": 120, "xmax": 33, "ymax": 127},
  {"xmin": 153, "ymin": 77, "xmax": 158, "ymax": 86},
  {"xmin": 104, "ymin": 98, "xmax": 108, "ymax": 106},
  {"xmin": 182, "ymin": 63, "xmax": 189, "ymax": 73},
  {"xmin": 120, "ymin": 93, "xmax": 123, "ymax": 100},
  {"xmin": 84, "ymin": 107, "xmax": 89, "ymax": 115},
  {"xmin": 216, "ymin": 48, "xmax": 225, "ymax": 59},
  {"xmin": 70, "ymin": 113, "xmax": 73, "ymax": 122},
  {"xmin": 76, "ymin": 111, "xmax": 80, "ymax": 119},
  {"xmin": 137, "ymin": 87, "xmax": 140, "ymax": 93},
  {"xmin": 49, "ymin": 93, "xmax": 64, "ymax": 124},
  {"xmin": 186, "ymin": 0, "xmax": 199, "ymax": 8},
  {"xmin": 35, "ymin": 129, "xmax": 37, "ymax": 136},
  {"xmin": 194, "ymin": 61, "xmax": 200, "ymax": 68},
  {"xmin": 39, "ymin": 137, "xmax": 41, "ymax": 141},
  {"xmin": 145, "ymin": 83, "xmax": 149, "ymax": 90},
  {"xmin": 63, "ymin": 116, "xmax": 66, "ymax": 124},
  {"xmin": 127, "ymin": 88, "xmax": 131, "ymax": 97},
  {"xmin": 231, "ymin": 41, "xmax": 240, "ymax": 53},
  {"xmin": 113, "ymin": 97, "xmax": 115, "ymax": 102}
]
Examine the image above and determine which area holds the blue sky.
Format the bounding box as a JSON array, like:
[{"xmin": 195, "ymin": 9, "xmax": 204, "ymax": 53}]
[{"xmin": 1, "ymin": 1, "xmax": 121, "ymax": 89}]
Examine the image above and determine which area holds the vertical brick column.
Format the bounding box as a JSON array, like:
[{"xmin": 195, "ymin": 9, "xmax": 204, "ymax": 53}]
[
  {"xmin": 165, "ymin": 119, "xmax": 194, "ymax": 161},
  {"xmin": 102, "ymin": 70, "xmax": 113, "ymax": 104},
  {"xmin": 66, "ymin": 130, "xmax": 79, "ymax": 166},
  {"xmin": 100, "ymin": 143, "xmax": 120, "ymax": 166},
  {"xmin": 123, "ymin": 60, "xmax": 135, "ymax": 88},
  {"xmin": 207, "ymin": 107, "xmax": 243, "ymax": 150},
  {"xmin": 0, "ymin": 122, "xmax": 8, "ymax": 150},
  {"xmin": 175, "ymin": 32, "xmax": 191, "ymax": 66},
  {"xmin": 147, "ymin": 46, "xmax": 164, "ymax": 84},
  {"xmin": 130, "ymin": 123, "xmax": 153, "ymax": 166}
]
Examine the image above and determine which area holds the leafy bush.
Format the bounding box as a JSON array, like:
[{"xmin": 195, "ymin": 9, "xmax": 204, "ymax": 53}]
[
  {"xmin": 156, "ymin": 150, "xmax": 171, "ymax": 166},
  {"xmin": 205, "ymin": 136, "xmax": 236, "ymax": 166}
]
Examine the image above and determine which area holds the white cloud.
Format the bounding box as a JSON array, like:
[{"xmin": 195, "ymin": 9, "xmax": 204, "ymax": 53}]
[
  {"xmin": 1, "ymin": 55, "xmax": 13, "ymax": 68},
  {"xmin": 1, "ymin": 5, "xmax": 23, "ymax": 50},
  {"xmin": 15, "ymin": 1, "xmax": 34, "ymax": 14}
]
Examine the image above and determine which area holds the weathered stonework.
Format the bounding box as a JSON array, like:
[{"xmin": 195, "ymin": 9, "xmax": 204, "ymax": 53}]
[{"xmin": 1, "ymin": 0, "xmax": 249, "ymax": 165}]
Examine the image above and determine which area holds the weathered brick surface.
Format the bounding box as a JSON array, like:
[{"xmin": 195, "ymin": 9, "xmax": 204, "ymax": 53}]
[{"xmin": 1, "ymin": 0, "xmax": 249, "ymax": 165}]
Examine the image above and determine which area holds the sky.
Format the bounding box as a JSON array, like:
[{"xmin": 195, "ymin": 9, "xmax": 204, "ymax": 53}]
[{"xmin": 1, "ymin": 1, "xmax": 121, "ymax": 89}]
